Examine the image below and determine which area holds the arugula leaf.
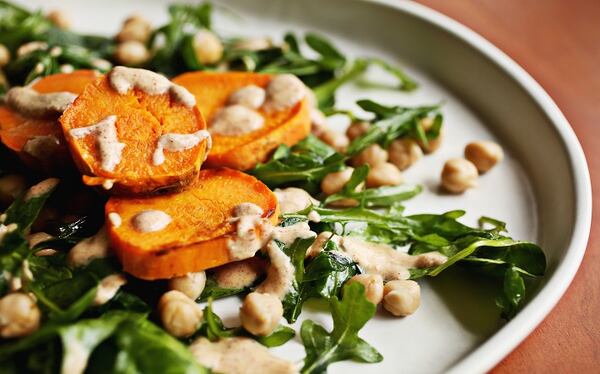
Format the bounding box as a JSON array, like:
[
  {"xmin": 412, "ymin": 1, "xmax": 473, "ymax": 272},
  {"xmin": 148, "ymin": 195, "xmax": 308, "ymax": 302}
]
[
  {"xmin": 300, "ymin": 282, "xmax": 382, "ymax": 373},
  {"xmin": 250, "ymin": 136, "xmax": 346, "ymax": 191},
  {"xmin": 149, "ymin": 3, "xmax": 213, "ymax": 75},
  {"xmin": 280, "ymin": 237, "xmax": 315, "ymax": 322},
  {"xmin": 347, "ymin": 102, "xmax": 441, "ymax": 156},
  {"xmin": 0, "ymin": 311, "xmax": 208, "ymax": 374},
  {"xmin": 253, "ymin": 325, "xmax": 296, "ymax": 348},
  {"xmin": 302, "ymin": 247, "xmax": 360, "ymax": 300},
  {"xmin": 4, "ymin": 179, "xmax": 59, "ymax": 231},
  {"xmin": 112, "ymin": 317, "xmax": 208, "ymax": 373},
  {"xmin": 322, "ymin": 165, "xmax": 422, "ymax": 207}
]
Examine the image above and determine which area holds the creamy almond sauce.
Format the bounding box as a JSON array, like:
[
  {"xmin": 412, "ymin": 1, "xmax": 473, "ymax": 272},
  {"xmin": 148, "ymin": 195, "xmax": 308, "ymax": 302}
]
[
  {"xmin": 210, "ymin": 105, "xmax": 264, "ymax": 136},
  {"xmin": 189, "ymin": 337, "xmax": 297, "ymax": 374},
  {"xmin": 23, "ymin": 135, "xmax": 61, "ymax": 160},
  {"xmin": 273, "ymin": 187, "xmax": 319, "ymax": 214},
  {"xmin": 0, "ymin": 223, "xmax": 17, "ymax": 243},
  {"xmin": 67, "ymin": 226, "xmax": 110, "ymax": 267},
  {"xmin": 108, "ymin": 212, "xmax": 122, "ymax": 228},
  {"xmin": 69, "ymin": 115, "xmax": 125, "ymax": 172},
  {"xmin": 227, "ymin": 85, "xmax": 266, "ymax": 109},
  {"xmin": 5, "ymin": 87, "xmax": 76, "ymax": 119},
  {"xmin": 93, "ymin": 274, "xmax": 127, "ymax": 306},
  {"xmin": 255, "ymin": 241, "xmax": 295, "ymax": 299},
  {"xmin": 109, "ymin": 66, "xmax": 196, "ymax": 108},
  {"xmin": 338, "ymin": 236, "xmax": 447, "ymax": 281},
  {"xmin": 213, "ymin": 258, "xmax": 266, "ymax": 289},
  {"xmin": 227, "ymin": 203, "xmax": 273, "ymax": 261},
  {"xmin": 24, "ymin": 178, "xmax": 59, "ymax": 201},
  {"xmin": 131, "ymin": 210, "xmax": 172, "ymax": 233},
  {"xmin": 273, "ymin": 222, "xmax": 316, "ymax": 247},
  {"xmin": 16, "ymin": 41, "xmax": 48, "ymax": 57},
  {"xmin": 152, "ymin": 130, "xmax": 211, "ymax": 166},
  {"xmin": 263, "ymin": 74, "xmax": 306, "ymax": 112}
]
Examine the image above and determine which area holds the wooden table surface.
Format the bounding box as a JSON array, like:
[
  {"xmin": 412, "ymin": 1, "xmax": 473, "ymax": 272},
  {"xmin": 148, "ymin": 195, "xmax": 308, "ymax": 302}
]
[{"xmin": 414, "ymin": 0, "xmax": 600, "ymax": 372}]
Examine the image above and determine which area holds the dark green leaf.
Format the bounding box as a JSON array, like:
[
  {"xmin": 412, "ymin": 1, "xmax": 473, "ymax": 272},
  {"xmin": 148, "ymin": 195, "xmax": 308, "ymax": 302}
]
[{"xmin": 300, "ymin": 282, "xmax": 382, "ymax": 373}]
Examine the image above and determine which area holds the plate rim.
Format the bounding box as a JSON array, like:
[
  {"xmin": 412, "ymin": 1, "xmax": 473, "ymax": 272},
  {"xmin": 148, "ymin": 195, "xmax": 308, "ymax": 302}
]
[{"xmin": 364, "ymin": 0, "xmax": 592, "ymax": 372}]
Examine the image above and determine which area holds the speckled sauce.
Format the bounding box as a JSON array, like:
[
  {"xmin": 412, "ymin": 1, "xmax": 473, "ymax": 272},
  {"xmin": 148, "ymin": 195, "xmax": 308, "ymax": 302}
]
[
  {"xmin": 209, "ymin": 105, "xmax": 264, "ymax": 136},
  {"xmin": 69, "ymin": 115, "xmax": 125, "ymax": 172},
  {"xmin": 274, "ymin": 187, "xmax": 319, "ymax": 214},
  {"xmin": 109, "ymin": 66, "xmax": 196, "ymax": 108},
  {"xmin": 338, "ymin": 236, "xmax": 447, "ymax": 281},
  {"xmin": 22, "ymin": 135, "xmax": 61, "ymax": 160},
  {"xmin": 263, "ymin": 74, "xmax": 306, "ymax": 112},
  {"xmin": 227, "ymin": 203, "xmax": 273, "ymax": 261},
  {"xmin": 131, "ymin": 210, "xmax": 172, "ymax": 233},
  {"xmin": 189, "ymin": 337, "xmax": 297, "ymax": 374},
  {"xmin": 5, "ymin": 86, "xmax": 76, "ymax": 119},
  {"xmin": 152, "ymin": 130, "xmax": 211, "ymax": 166},
  {"xmin": 255, "ymin": 241, "xmax": 295, "ymax": 299},
  {"xmin": 227, "ymin": 85, "xmax": 266, "ymax": 109}
]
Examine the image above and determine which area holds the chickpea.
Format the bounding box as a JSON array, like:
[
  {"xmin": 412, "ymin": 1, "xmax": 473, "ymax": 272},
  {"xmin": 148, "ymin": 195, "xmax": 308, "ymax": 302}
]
[
  {"xmin": 158, "ymin": 290, "xmax": 204, "ymax": 337},
  {"xmin": 168, "ymin": 271, "xmax": 206, "ymax": 300},
  {"xmin": 345, "ymin": 121, "xmax": 370, "ymax": 141},
  {"xmin": 0, "ymin": 174, "xmax": 26, "ymax": 205},
  {"xmin": 388, "ymin": 138, "xmax": 423, "ymax": 170},
  {"xmin": 114, "ymin": 41, "xmax": 150, "ymax": 66},
  {"xmin": 319, "ymin": 130, "xmax": 349, "ymax": 153},
  {"xmin": 441, "ymin": 158, "xmax": 478, "ymax": 193},
  {"xmin": 321, "ymin": 167, "xmax": 354, "ymax": 196},
  {"xmin": 366, "ymin": 162, "xmax": 403, "ymax": 188},
  {"xmin": 47, "ymin": 10, "xmax": 70, "ymax": 30},
  {"xmin": 383, "ymin": 280, "xmax": 421, "ymax": 317},
  {"xmin": 0, "ymin": 44, "xmax": 10, "ymax": 67},
  {"xmin": 347, "ymin": 274, "xmax": 384, "ymax": 305},
  {"xmin": 192, "ymin": 30, "xmax": 223, "ymax": 65},
  {"xmin": 117, "ymin": 15, "xmax": 152, "ymax": 43},
  {"xmin": 352, "ymin": 144, "xmax": 388, "ymax": 167},
  {"xmin": 0, "ymin": 292, "xmax": 41, "ymax": 338},
  {"xmin": 239, "ymin": 292, "xmax": 283, "ymax": 336},
  {"xmin": 464, "ymin": 140, "xmax": 504, "ymax": 173}
]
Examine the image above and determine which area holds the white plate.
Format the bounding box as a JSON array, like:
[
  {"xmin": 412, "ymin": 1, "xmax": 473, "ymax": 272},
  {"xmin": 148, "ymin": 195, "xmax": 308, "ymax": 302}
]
[{"xmin": 19, "ymin": 0, "xmax": 592, "ymax": 372}]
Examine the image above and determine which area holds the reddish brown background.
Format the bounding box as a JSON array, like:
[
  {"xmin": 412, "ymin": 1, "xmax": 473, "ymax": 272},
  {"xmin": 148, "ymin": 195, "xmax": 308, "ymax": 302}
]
[{"xmin": 414, "ymin": 0, "xmax": 600, "ymax": 372}]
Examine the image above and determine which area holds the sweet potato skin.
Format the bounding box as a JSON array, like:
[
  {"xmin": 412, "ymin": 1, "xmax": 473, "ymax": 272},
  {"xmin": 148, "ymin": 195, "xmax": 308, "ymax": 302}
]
[
  {"xmin": 0, "ymin": 70, "xmax": 98, "ymax": 171},
  {"xmin": 106, "ymin": 168, "xmax": 279, "ymax": 280},
  {"xmin": 60, "ymin": 74, "xmax": 208, "ymax": 195},
  {"xmin": 172, "ymin": 71, "xmax": 311, "ymax": 170}
]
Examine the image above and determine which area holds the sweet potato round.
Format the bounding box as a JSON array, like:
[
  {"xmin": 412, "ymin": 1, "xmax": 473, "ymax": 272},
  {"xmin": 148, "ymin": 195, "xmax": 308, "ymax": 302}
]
[
  {"xmin": 0, "ymin": 70, "xmax": 98, "ymax": 171},
  {"xmin": 106, "ymin": 168, "xmax": 279, "ymax": 280},
  {"xmin": 60, "ymin": 71, "xmax": 208, "ymax": 195},
  {"xmin": 172, "ymin": 71, "xmax": 311, "ymax": 170}
]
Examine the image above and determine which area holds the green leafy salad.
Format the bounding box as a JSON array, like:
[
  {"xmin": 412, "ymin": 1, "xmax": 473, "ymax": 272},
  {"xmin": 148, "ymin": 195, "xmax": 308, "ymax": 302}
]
[{"xmin": 0, "ymin": 1, "xmax": 546, "ymax": 373}]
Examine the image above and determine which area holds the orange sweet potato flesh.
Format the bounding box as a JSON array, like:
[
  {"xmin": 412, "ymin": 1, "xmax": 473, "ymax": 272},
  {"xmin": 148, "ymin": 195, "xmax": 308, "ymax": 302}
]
[
  {"xmin": 106, "ymin": 168, "xmax": 279, "ymax": 280},
  {"xmin": 0, "ymin": 70, "xmax": 98, "ymax": 170},
  {"xmin": 60, "ymin": 73, "xmax": 208, "ymax": 195},
  {"xmin": 172, "ymin": 71, "xmax": 311, "ymax": 170}
]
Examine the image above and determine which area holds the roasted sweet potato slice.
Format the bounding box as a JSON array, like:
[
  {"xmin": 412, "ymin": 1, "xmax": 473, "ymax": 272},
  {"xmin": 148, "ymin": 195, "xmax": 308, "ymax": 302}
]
[
  {"xmin": 106, "ymin": 168, "xmax": 279, "ymax": 280},
  {"xmin": 172, "ymin": 71, "xmax": 311, "ymax": 170},
  {"xmin": 60, "ymin": 67, "xmax": 209, "ymax": 195},
  {"xmin": 0, "ymin": 70, "xmax": 98, "ymax": 170}
]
